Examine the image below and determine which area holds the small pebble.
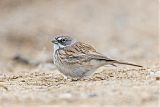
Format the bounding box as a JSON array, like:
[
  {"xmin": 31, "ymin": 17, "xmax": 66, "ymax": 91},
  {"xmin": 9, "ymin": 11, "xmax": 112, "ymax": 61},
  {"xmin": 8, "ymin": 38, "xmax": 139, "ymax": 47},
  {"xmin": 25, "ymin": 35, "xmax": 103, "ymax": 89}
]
[
  {"xmin": 88, "ymin": 93, "xmax": 97, "ymax": 98},
  {"xmin": 156, "ymin": 77, "xmax": 160, "ymax": 80}
]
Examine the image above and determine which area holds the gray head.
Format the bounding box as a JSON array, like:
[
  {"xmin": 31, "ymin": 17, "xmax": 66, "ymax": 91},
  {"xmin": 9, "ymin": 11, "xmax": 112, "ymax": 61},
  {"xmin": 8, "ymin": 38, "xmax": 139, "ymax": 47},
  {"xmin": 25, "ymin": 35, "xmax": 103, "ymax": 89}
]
[{"xmin": 52, "ymin": 35, "xmax": 76, "ymax": 48}]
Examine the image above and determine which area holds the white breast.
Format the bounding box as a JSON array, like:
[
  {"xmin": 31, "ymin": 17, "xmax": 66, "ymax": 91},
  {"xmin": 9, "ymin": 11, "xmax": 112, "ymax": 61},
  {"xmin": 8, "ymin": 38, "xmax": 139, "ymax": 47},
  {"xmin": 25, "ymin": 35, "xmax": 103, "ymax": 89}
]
[{"xmin": 53, "ymin": 44, "xmax": 59, "ymax": 64}]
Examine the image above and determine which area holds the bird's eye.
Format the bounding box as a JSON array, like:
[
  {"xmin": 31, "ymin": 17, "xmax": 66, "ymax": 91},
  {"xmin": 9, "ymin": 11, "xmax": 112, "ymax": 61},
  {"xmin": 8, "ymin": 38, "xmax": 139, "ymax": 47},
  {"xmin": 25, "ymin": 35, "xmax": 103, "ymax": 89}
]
[{"xmin": 61, "ymin": 39, "xmax": 66, "ymax": 42}]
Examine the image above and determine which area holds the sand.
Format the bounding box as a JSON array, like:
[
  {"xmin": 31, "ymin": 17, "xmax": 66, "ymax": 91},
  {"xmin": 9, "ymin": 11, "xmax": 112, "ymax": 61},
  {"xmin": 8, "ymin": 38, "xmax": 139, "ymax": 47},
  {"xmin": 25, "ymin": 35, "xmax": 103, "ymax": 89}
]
[
  {"xmin": 0, "ymin": 0, "xmax": 159, "ymax": 107},
  {"xmin": 0, "ymin": 60, "xmax": 159, "ymax": 107}
]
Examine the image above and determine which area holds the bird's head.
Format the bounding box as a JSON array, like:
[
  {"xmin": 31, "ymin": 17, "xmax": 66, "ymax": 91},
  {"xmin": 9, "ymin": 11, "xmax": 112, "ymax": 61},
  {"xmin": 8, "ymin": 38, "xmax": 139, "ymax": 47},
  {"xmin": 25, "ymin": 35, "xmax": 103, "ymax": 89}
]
[{"xmin": 52, "ymin": 35, "xmax": 76, "ymax": 48}]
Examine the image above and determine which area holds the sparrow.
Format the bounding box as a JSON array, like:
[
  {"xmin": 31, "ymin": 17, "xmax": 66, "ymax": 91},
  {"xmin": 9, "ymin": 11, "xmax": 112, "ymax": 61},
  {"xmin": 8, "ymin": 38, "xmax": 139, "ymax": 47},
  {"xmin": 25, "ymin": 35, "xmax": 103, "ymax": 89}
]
[{"xmin": 52, "ymin": 35, "xmax": 142, "ymax": 79}]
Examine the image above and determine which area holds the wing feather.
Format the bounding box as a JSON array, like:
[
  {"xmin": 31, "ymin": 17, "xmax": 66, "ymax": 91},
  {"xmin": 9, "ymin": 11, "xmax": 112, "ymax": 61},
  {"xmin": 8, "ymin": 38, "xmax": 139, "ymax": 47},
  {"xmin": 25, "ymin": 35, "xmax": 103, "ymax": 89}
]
[
  {"xmin": 57, "ymin": 42, "xmax": 112, "ymax": 65},
  {"xmin": 56, "ymin": 42, "xmax": 142, "ymax": 68}
]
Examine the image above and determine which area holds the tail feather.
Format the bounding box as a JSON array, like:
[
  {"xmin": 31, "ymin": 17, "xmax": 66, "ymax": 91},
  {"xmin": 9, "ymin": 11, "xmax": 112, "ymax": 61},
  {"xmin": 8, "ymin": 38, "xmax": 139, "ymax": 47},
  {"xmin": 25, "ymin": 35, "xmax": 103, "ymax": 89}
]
[
  {"xmin": 93, "ymin": 55, "xmax": 143, "ymax": 67},
  {"xmin": 109, "ymin": 60, "xmax": 143, "ymax": 67}
]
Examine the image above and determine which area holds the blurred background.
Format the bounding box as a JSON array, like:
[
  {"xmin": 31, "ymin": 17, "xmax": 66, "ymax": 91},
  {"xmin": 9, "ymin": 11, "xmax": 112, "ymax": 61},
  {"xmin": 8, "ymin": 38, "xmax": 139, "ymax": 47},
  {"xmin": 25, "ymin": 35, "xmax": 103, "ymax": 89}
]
[
  {"xmin": 0, "ymin": 1, "xmax": 159, "ymax": 107},
  {"xmin": 0, "ymin": 0, "xmax": 158, "ymax": 65}
]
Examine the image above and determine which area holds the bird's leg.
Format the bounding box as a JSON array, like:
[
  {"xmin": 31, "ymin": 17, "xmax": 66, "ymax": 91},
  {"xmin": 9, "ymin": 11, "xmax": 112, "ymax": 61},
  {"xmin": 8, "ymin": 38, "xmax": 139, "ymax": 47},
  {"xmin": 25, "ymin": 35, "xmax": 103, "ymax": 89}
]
[
  {"xmin": 62, "ymin": 75, "xmax": 72, "ymax": 82},
  {"xmin": 71, "ymin": 78, "xmax": 79, "ymax": 81}
]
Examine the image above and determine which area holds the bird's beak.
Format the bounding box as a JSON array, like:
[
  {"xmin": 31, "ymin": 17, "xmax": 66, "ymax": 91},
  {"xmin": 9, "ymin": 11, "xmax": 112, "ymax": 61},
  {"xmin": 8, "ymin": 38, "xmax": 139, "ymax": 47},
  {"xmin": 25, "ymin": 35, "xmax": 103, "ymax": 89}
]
[{"xmin": 51, "ymin": 40, "xmax": 58, "ymax": 44}]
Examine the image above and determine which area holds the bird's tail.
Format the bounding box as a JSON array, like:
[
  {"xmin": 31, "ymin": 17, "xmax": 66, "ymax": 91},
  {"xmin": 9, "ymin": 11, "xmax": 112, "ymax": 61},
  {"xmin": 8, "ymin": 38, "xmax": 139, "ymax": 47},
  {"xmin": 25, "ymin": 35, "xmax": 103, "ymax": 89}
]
[
  {"xmin": 94, "ymin": 55, "xmax": 143, "ymax": 67},
  {"xmin": 110, "ymin": 60, "xmax": 143, "ymax": 67}
]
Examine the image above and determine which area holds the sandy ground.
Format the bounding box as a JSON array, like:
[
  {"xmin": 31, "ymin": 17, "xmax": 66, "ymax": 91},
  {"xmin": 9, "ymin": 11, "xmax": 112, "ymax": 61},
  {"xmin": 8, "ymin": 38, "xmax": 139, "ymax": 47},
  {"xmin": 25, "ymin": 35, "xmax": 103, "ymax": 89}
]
[
  {"xmin": 0, "ymin": 0, "xmax": 159, "ymax": 107},
  {"xmin": 0, "ymin": 60, "xmax": 159, "ymax": 107}
]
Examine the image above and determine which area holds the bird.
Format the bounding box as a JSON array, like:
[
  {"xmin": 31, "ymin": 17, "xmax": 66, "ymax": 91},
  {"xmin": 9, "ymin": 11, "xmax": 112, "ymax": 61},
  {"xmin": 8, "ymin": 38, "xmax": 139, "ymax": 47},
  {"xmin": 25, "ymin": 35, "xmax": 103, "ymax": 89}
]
[{"xmin": 52, "ymin": 35, "xmax": 142, "ymax": 80}]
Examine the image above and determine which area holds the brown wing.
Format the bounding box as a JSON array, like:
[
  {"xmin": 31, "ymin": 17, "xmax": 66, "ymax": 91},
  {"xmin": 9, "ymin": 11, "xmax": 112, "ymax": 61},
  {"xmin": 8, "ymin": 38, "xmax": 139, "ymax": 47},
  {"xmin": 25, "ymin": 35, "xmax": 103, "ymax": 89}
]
[
  {"xmin": 57, "ymin": 42, "xmax": 113, "ymax": 65},
  {"xmin": 57, "ymin": 42, "xmax": 142, "ymax": 67}
]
